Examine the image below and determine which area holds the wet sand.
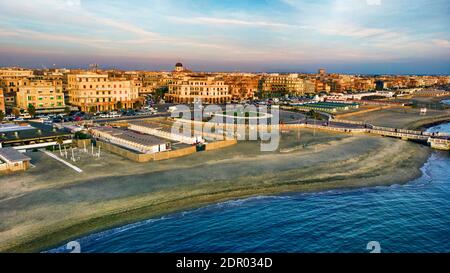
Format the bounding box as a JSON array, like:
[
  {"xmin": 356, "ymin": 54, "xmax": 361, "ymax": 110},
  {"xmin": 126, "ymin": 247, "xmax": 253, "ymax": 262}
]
[{"xmin": 0, "ymin": 125, "xmax": 432, "ymax": 253}]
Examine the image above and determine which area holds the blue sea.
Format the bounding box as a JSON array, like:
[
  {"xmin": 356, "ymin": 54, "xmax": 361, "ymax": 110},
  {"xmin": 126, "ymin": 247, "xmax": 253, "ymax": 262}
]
[{"xmin": 49, "ymin": 123, "xmax": 450, "ymax": 253}]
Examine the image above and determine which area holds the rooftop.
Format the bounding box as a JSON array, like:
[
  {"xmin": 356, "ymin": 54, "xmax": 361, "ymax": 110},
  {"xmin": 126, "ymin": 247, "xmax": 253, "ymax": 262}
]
[
  {"xmin": 0, "ymin": 122, "xmax": 71, "ymax": 145},
  {"xmin": 0, "ymin": 147, "xmax": 31, "ymax": 163},
  {"xmin": 93, "ymin": 126, "xmax": 168, "ymax": 147}
]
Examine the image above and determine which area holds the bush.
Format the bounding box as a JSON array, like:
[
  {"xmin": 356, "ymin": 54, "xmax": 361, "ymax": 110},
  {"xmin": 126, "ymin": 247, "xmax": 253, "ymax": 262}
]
[{"xmin": 74, "ymin": 131, "xmax": 91, "ymax": 140}]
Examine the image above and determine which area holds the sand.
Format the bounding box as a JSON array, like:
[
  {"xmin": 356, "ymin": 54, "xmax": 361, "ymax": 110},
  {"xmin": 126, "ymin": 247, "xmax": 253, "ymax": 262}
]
[
  {"xmin": 343, "ymin": 107, "xmax": 450, "ymax": 129},
  {"xmin": 0, "ymin": 124, "xmax": 432, "ymax": 252}
]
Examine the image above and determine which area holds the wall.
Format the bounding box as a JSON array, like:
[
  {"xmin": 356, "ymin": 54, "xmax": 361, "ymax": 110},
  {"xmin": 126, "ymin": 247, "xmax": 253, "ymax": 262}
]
[
  {"xmin": 96, "ymin": 140, "xmax": 197, "ymax": 162},
  {"xmin": 205, "ymin": 139, "xmax": 238, "ymax": 151},
  {"xmin": 152, "ymin": 146, "xmax": 197, "ymax": 161},
  {"xmin": 0, "ymin": 160, "xmax": 30, "ymax": 174}
]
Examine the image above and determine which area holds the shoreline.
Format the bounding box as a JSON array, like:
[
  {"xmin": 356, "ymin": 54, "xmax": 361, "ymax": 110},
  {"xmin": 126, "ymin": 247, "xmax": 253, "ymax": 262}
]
[{"xmin": 1, "ymin": 120, "xmax": 444, "ymax": 253}]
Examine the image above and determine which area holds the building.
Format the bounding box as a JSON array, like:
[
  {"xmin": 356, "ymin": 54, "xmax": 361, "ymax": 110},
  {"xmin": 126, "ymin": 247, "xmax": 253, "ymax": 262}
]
[
  {"xmin": 174, "ymin": 62, "xmax": 185, "ymax": 72},
  {"xmin": 260, "ymin": 74, "xmax": 306, "ymax": 97},
  {"xmin": 0, "ymin": 123, "xmax": 72, "ymax": 150},
  {"xmin": 90, "ymin": 126, "xmax": 170, "ymax": 154},
  {"xmin": 0, "ymin": 147, "xmax": 31, "ymax": 173},
  {"xmin": 129, "ymin": 120, "xmax": 203, "ymax": 144},
  {"xmin": 67, "ymin": 72, "xmax": 140, "ymax": 112},
  {"xmin": 140, "ymin": 72, "xmax": 169, "ymax": 96},
  {"xmin": 0, "ymin": 68, "xmax": 34, "ymax": 79},
  {"xmin": 16, "ymin": 79, "xmax": 65, "ymax": 114},
  {"xmin": 0, "ymin": 68, "xmax": 35, "ymax": 109},
  {"xmin": 223, "ymin": 74, "xmax": 260, "ymax": 101},
  {"xmin": 0, "ymin": 89, "xmax": 4, "ymax": 113},
  {"xmin": 173, "ymin": 62, "xmax": 192, "ymax": 73},
  {"xmin": 165, "ymin": 74, "xmax": 231, "ymax": 104}
]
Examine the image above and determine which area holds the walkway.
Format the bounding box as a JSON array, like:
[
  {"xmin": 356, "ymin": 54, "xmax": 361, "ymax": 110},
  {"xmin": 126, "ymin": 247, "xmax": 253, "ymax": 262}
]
[{"xmin": 41, "ymin": 150, "xmax": 83, "ymax": 173}]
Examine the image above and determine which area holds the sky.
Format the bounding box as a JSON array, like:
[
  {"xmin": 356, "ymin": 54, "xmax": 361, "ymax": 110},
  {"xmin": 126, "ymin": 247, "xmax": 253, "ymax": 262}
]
[{"xmin": 0, "ymin": 0, "xmax": 449, "ymax": 74}]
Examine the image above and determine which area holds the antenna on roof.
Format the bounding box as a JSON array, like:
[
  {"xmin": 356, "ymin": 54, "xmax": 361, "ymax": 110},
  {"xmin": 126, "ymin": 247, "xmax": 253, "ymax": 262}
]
[{"xmin": 89, "ymin": 63, "xmax": 100, "ymax": 72}]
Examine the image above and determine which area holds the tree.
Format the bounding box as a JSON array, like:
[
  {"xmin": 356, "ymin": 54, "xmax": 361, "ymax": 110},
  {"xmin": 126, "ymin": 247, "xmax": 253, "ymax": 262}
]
[
  {"xmin": 89, "ymin": 106, "xmax": 97, "ymax": 114},
  {"xmin": 64, "ymin": 106, "xmax": 71, "ymax": 115},
  {"xmin": 154, "ymin": 86, "xmax": 168, "ymax": 101},
  {"xmin": 134, "ymin": 100, "xmax": 142, "ymax": 110},
  {"xmin": 116, "ymin": 101, "xmax": 123, "ymax": 110},
  {"xmin": 0, "ymin": 110, "xmax": 4, "ymax": 123},
  {"xmin": 55, "ymin": 137, "xmax": 64, "ymax": 146},
  {"xmin": 12, "ymin": 108, "xmax": 20, "ymax": 117},
  {"xmin": 308, "ymin": 110, "xmax": 322, "ymax": 120},
  {"xmin": 27, "ymin": 104, "xmax": 36, "ymax": 118}
]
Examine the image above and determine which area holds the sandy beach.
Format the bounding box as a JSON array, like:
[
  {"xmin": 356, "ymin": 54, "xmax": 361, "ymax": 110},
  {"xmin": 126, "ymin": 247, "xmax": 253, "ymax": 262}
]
[{"xmin": 0, "ymin": 117, "xmax": 435, "ymax": 253}]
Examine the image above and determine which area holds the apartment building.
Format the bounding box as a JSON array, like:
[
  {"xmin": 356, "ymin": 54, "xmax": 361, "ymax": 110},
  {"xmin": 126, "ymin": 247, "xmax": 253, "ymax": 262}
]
[
  {"xmin": 165, "ymin": 74, "xmax": 231, "ymax": 104},
  {"xmin": 67, "ymin": 72, "xmax": 139, "ymax": 112},
  {"xmin": 260, "ymin": 74, "xmax": 306, "ymax": 97},
  {"xmin": 223, "ymin": 75, "xmax": 260, "ymax": 101},
  {"xmin": 0, "ymin": 68, "xmax": 35, "ymax": 109},
  {"xmin": 16, "ymin": 79, "xmax": 65, "ymax": 114}
]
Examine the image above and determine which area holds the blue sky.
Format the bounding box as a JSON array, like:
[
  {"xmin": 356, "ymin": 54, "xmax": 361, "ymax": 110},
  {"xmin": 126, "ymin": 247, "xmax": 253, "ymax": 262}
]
[{"xmin": 0, "ymin": 0, "xmax": 449, "ymax": 74}]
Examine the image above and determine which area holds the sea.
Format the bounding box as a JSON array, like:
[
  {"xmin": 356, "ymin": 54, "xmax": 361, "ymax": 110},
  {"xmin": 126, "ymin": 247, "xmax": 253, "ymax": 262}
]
[{"xmin": 48, "ymin": 123, "xmax": 450, "ymax": 253}]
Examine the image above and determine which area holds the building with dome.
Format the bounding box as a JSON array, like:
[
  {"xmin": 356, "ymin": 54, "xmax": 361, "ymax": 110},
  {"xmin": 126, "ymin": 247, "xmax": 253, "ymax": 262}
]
[{"xmin": 174, "ymin": 62, "xmax": 185, "ymax": 73}]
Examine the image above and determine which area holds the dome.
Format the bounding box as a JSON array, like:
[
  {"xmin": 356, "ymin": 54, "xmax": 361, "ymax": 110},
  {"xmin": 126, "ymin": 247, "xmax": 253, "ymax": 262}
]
[{"xmin": 175, "ymin": 62, "xmax": 183, "ymax": 67}]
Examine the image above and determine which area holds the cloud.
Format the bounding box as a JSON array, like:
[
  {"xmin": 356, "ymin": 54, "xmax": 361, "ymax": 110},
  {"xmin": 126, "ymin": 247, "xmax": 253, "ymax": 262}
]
[
  {"xmin": 366, "ymin": 0, "xmax": 382, "ymax": 6},
  {"xmin": 432, "ymin": 39, "xmax": 450, "ymax": 49},
  {"xmin": 168, "ymin": 16, "xmax": 304, "ymax": 29},
  {"xmin": 318, "ymin": 24, "xmax": 399, "ymax": 39}
]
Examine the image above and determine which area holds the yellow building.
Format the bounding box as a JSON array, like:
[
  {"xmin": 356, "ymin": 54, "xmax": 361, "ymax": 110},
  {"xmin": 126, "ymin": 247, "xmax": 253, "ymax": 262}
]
[
  {"xmin": 261, "ymin": 74, "xmax": 306, "ymax": 97},
  {"xmin": 165, "ymin": 75, "xmax": 231, "ymax": 104},
  {"xmin": 16, "ymin": 80, "xmax": 65, "ymax": 114},
  {"xmin": 0, "ymin": 68, "xmax": 34, "ymax": 109},
  {"xmin": 67, "ymin": 72, "xmax": 139, "ymax": 112},
  {"xmin": 0, "ymin": 89, "xmax": 5, "ymax": 113}
]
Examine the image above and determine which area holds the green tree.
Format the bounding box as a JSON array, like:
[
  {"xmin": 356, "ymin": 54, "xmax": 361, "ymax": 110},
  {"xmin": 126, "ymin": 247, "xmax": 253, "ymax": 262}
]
[
  {"xmin": 154, "ymin": 86, "xmax": 168, "ymax": 101},
  {"xmin": 89, "ymin": 106, "xmax": 97, "ymax": 114},
  {"xmin": 308, "ymin": 110, "xmax": 322, "ymax": 120},
  {"xmin": 116, "ymin": 101, "xmax": 123, "ymax": 110},
  {"xmin": 64, "ymin": 106, "xmax": 71, "ymax": 115},
  {"xmin": 27, "ymin": 104, "xmax": 36, "ymax": 117},
  {"xmin": 0, "ymin": 110, "xmax": 4, "ymax": 123},
  {"xmin": 134, "ymin": 100, "xmax": 142, "ymax": 109}
]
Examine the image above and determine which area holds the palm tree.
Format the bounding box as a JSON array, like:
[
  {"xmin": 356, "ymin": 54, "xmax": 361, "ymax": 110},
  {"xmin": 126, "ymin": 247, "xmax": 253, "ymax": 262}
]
[
  {"xmin": 56, "ymin": 137, "xmax": 64, "ymax": 156},
  {"xmin": 27, "ymin": 104, "xmax": 36, "ymax": 118}
]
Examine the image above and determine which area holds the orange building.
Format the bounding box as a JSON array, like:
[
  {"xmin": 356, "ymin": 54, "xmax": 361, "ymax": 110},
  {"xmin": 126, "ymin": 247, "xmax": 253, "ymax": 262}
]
[
  {"xmin": 223, "ymin": 75, "xmax": 260, "ymax": 101},
  {"xmin": 0, "ymin": 89, "xmax": 5, "ymax": 113},
  {"xmin": 67, "ymin": 72, "xmax": 139, "ymax": 112}
]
